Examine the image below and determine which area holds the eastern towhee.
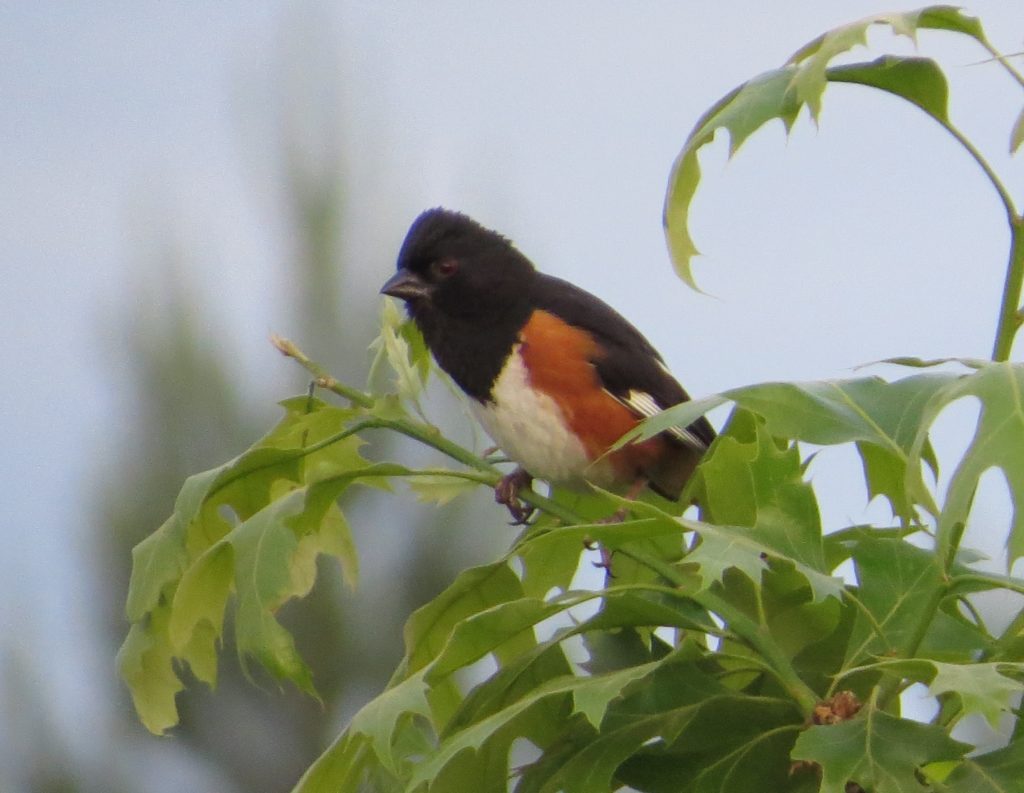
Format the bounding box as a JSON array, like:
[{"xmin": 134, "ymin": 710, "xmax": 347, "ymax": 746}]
[{"xmin": 381, "ymin": 208, "xmax": 714, "ymax": 522}]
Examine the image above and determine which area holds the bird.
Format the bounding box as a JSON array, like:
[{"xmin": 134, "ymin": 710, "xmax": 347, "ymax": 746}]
[{"xmin": 380, "ymin": 208, "xmax": 715, "ymax": 524}]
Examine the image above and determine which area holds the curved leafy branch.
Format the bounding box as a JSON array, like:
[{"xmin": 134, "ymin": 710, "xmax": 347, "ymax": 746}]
[{"xmin": 663, "ymin": 5, "xmax": 1024, "ymax": 360}]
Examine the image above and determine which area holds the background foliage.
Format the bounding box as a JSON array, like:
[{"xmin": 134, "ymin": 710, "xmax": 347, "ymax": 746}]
[{"xmin": 118, "ymin": 6, "xmax": 1024, "ymax": 792}]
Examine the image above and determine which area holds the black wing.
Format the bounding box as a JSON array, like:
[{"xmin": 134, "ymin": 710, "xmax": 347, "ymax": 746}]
[{"xmin": 531, "ymin": 273, "xmax": 716, "ymax": 450}]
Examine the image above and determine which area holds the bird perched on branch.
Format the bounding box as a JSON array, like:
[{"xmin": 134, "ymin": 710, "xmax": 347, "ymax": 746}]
[{"xmin": 381, "ymin": 208, "xmax": 714, "ymax": 523}]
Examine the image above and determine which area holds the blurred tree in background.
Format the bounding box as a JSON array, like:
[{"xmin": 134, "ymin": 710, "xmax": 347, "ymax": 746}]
[{"xmin": 1, "ymin": 14, "xmax": 501, "ymax": 793}]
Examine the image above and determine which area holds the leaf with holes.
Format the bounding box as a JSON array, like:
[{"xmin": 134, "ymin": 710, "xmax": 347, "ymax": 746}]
[{"xmin": 120, "ymin": 397, "xmax": 374, "ymax": 732}]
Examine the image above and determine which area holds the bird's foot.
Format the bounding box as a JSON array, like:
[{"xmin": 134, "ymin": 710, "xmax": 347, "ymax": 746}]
[
  {"xmin": 582, "ymin": 479, "xmax": 647, "ymax": 574},
  {"xmin": 583, "ymin": 537, "xmax": 616, "ymax": 576},
  {"xmin": 495, "ymin": 467, "xmax": 536, "ymax": 525}
]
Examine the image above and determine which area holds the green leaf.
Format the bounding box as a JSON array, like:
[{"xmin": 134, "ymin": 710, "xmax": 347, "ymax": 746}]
[
  {"xmin": 663, "ymin": 5, "xmax": 987, "ymax": 284},
  {"xmin": 663, "ymin": 67, "xmax": 800, "ymax": 288},
  {"xmin": 347, "ymin": 671, "xmax": 432, "ymax": 774},
  {"xmin": 409, "ymin": 659, "xmax": 674, "ymax": 791},
  {"xmin": 125, "ymin": 466, "xmax": 224, "ymax": 621},
  {"xmin": 115, "ymin": 604, "xmax": 183, "ymax": 735},
  {"xmin": 291, "ymin": 732, "xmax": 376, "ymax": 793},
  {"xmin": 227, "ymin": 488, "xmax": 319, "ymax": 693},
  {"xmin": 404, "ymin": 562, "xmax": 525, "ymax": 674},
  {"xmin": 407, "ymin": 674, "xmax": 577, "ymax": 789},
  {"xmin": 632, "ymin": 374, "xmax": 957, "ymax": 521},
  {"xmin": 909, "ymin": 363, "xmax": 1024, "ymax": 568},
  {"xmin": 913, "ymin": 5, "xmax": 985, "ymax": 38},
  {"xmin": 514, "ymin": 661, "xmax": 732, "ymax": 792},
  {"xmin": 401, "ymin": 561, "xmax": 526, "ymax": 725},
  {"xmin": 406, "ymin": 473, "xmax": 479, "ymax": 506},
  {"xmin": 425, "ymin": 596, "xmax": 576, "ymax": 682},
  {"xmin": 121, "ymin": 397, "xmax": 380, "ymax": 729},
  {"xmin": 685, "ymin": 521, "xmax": 768, "ymax": 591},
  {"xmin": 1011, "ymin": 106, "xmax": 1024, "ymax": 155},
  {"xmin": 929, "ymin": 661, "xmax": 1022, "ymax": 728},
  {"xmin": 399, "ymin": 315, "xmax": 431, "ymax": 385},
  {"xmin": 842, "ymin": 537, "xmax": 945, "ymax": 668},
  {"xmin": 791, "ymin": 706, "xmax": 970, "ymax": 793},
  {"xmin": 443, "ymin": 640, "xmax": 574, "ymax": 741},
  {"xmin": 941, "ymin": 739, "xmax": 1024, "ymax": 793},
  {"xmin": 581, "ymin": 590, "xmax": 717, "ymax": 637},
  {"xmin": 167, "ymin": 541, "xmax": 233, "ymax": 682},
  {"xmin": 370, "ymin": 298, "xmax": 429, "ymax": 400},
  {"xmin": 571, "ymin": 660, "xmax": 664, "ymax": 730},
  {"xmin": 288, "ymin": 481, "xmax": 360, "ymax": 590},
  {"xmin": 655, "ymin": 410, "xmax": 841, "ymax": 602},
  {"xmin": 514, "ymin": 514, "xmax": 686, "ymax": 599},
  {"xmin": 786, "ymin": 7, "xmax": 980, "ymax": 119},
  {"xmin": 828, "ymin": 56, "xmax": 949, "ymax": 122},
  {"xmin": 854, "ymin": 659, "xmax": 1024, "ymax": 728},
  {"xmin": 869, "ymin": 355, "xmax": 987, "ymax": 369},
  {"xmin": 610, "ymin": 692, "xmax": 802, "ymax": 793}
]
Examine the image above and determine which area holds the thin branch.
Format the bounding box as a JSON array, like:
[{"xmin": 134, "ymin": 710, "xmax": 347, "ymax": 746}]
[
  {"xmin": 272, "ymin": 333, "xmax": 375, "ymax": 408},
  {"xmin": 275, "ymin": 335, "xmax": 823, "ymax": 715}
]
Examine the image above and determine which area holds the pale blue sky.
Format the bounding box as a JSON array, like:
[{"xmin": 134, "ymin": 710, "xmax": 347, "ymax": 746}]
[{"xmin": 1, "ymin": 2, "xmax": 1021, "ymax": 789}]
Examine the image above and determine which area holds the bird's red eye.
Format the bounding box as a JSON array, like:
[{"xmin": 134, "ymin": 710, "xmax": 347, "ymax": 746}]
[{"xmin": 434, "ymin": 258, "xmax": 459, "ymax": 278}]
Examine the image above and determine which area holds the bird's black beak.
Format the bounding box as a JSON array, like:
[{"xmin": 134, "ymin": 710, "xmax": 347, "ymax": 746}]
[{"xmin": 381, "ymin": 269, "xmax": 433, "ymax": 302}]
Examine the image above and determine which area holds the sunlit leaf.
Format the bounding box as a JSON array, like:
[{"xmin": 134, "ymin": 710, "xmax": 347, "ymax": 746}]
[
  {"xmin": 121, "ymin": 397, "xmax": 379, "ymax": 730},
  {"xmin": 226, "ymin": 489, "xmax": 318, "ymax": 691},
  {"xmin": 116, "ymin": 604, "xmax": 183, "ymax": 735},
  {"xmin": 125, "ymin": 468, "xmax": 223, "ymax": 621},
  {"xmin": 167, "ymin": 541, "xmax": 233, "ymax": 679}
]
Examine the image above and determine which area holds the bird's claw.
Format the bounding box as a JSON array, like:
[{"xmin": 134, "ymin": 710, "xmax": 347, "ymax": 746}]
[
  {"xmin": 582, "ymin": 536, "xmax": 616, "ymax": 575},
  {"xmin": 590, "ymin": 546, "xmax": 616, "ymax": 576},
  {"xmin": 495, "ymin": 468, "xmax": 536, "ymax": 525}
]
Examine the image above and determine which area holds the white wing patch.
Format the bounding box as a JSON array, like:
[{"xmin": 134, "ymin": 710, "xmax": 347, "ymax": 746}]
[{"xmin": 617, "ymin": 389, "xmax": 708, "ymax": 452}]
